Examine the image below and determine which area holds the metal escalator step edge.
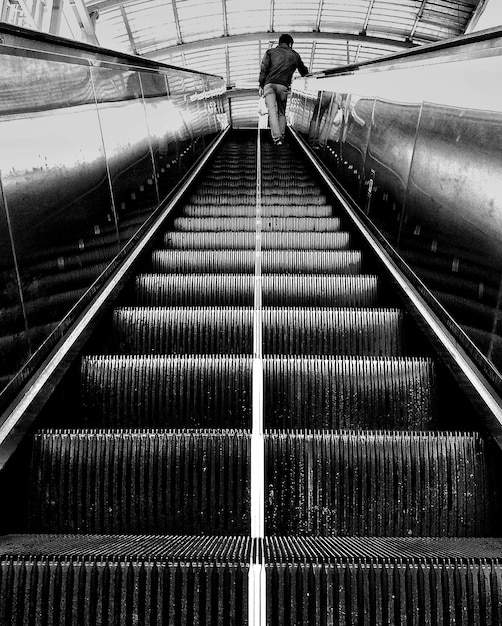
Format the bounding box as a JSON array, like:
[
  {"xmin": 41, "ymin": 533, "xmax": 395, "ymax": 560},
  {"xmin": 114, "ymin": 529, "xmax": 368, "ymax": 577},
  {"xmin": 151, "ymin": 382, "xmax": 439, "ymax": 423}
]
[
  {"xmin": 263, "ymin": 536, "xmax": 502, "ymax": 561},
  {"xmin": 163, "ymin": 231, "xmax": 351, "ymax": 250},
  {"xmin": 0, "ymin": 534, "xmax": 252, "ymax": 561},
  {"xmin": 149, "ymin": 250, "xmax": 363, "ymax": 274},
  {"xmin": 172, "ymin": 217, "xmax": 341, "ymax": 232},
  {"xmin": 182, "ymin": 205, "xmax": 333, "ymax": 217}
]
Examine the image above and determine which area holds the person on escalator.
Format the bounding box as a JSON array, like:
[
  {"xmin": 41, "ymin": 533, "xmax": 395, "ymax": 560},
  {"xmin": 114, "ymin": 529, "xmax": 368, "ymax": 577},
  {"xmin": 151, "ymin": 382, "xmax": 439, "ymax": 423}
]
[{"xmin": 258, "ymin": 34, "xmax": 309, "ymax": 146}]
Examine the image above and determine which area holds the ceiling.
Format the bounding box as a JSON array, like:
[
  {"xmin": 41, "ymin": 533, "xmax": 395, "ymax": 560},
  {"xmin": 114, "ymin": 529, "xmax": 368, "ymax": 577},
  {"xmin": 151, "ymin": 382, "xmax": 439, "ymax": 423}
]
[
  {"xmin": 87, "ymin": 0, "xmax": 484, "ymax": 87},
  {"xmin": 82, "ymin": 0, "xmax": 484, "ymax": 127}
]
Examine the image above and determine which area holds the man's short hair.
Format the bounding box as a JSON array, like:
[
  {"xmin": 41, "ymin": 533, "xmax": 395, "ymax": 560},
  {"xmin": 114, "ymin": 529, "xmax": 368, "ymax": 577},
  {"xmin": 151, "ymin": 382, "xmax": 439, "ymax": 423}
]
[{"xmin": 279, "ymin": 34, "xmax": 294, "ymax": 46}]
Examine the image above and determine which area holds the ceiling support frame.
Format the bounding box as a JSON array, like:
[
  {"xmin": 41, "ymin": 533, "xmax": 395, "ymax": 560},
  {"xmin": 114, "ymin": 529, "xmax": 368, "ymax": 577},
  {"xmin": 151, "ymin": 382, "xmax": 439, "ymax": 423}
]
[
  {"xmin": 314, "ymin": 0, "xmax": 324, "ymax": 31},
  {"xmin": 408, "ymin": 0, "xmax": 427, "ymax": 40},
  {"xmin": 225, "ymin": 44, "xmax": 231, "ymax": 87},
  {"xmin": 142, "ymin": 30, "xmax": 414, "ymax": 60},
  {"xmin": 171, "ymin": 0, "xmax": 182, "ymax": 45},
  {"xmin": 269, "ymin": 0, "xmax": 274, "ymax": 33},
  {"xmin": 48, "ymin": 0, "xmax": 63, "ymax": 35},
  {"xmin": 120, "ymin": 4, "xmax": 137, "ymax": 54},
  {"xmin": 15, "ymin": 0, "xmax": 39, "ymax": 28},
  {"xmin": 221, "ymin": 0, "xmax": 228, "ymax": 37},
  {"xmin": 309, "ymin": 40, "xmax": 316, "ymax": 72},
  {"xmin": 71, "ymin": 0, "xmax": 99, "ymax": 44},
  {"xmin": 361, "ymin": 0, "xmax": 376, "ymax": 35}
]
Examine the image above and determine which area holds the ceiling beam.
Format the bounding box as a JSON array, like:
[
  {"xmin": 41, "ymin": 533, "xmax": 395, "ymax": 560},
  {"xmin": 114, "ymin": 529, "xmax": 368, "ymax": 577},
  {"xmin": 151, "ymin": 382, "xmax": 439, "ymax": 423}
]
[
  {"xmin": 141, "ymin": 30, "xmax": 414, "ymax": 60},
  {"xmin": 314, "ymin": 0, "xmax": 324, "ymax": 31},
  {"xmin": 408, "ymin": 0, "xmax": 427, "ymax": 40},
  {"xmin": 120, "ymin": 4, "xmax": 137, "ymax": 54},
  {"xmin": 225, "ymin": 43, "xmax": 230, "ymax": 86},
  {"xmin": 171, "ymin": 0, "xmax": 182, "ymax": 45},
  {"xmin": 221, "ymin": 0, "xmax": 228, "ymax": 37},
  {"xmin": 361, "ymin": 0, "xmax": 376, "ymax": 35},
  {"xmin": 72, "ymin": 0, "xmax": 100, "ymax": 44},
  {"xmin": 464, "ymin": 0, "xmax": 490, "ymax": 34},
  {"xmin": 309, "ymin": 40, "xmax": 316, "ymax": 71}
]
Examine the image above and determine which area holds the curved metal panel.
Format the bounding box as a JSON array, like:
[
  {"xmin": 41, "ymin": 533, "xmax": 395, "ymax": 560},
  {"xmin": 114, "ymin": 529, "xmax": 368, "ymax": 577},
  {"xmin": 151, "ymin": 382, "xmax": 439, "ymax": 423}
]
[{"xmin": 0, "ymin": 33, "xmax": 228, "ymax": 404}]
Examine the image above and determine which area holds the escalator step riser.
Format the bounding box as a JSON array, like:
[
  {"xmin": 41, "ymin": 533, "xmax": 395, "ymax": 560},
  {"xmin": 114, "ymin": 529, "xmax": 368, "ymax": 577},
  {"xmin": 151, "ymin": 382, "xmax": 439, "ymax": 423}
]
[
  {"xmin": 266, "ymin": 561, "xmax": 502, "ymax": 625},
  {"xmin": 112, "ymin": 308, "xmax": 403, "ymax": 356},
  {"xmin": 80, "ymin": 355, "xmax": 431, "ymax": 428},
  {"xmin": 261, "ymin": 196, "xmax": 327, "ymax": 206},
  {"xmin": 0, "ymin": 558, "xmax": 248, "ymax": 625},
  {"xmin": 163, "ymin": 232, "xmax": 351, "ymax": 250},
  {"xmin": 173, "ymin": 217, "xmax": 341, "ymax": 232},
  {"xmin": 183, "ymin": 206, "xmax": 333, "ymax": 217},
  {"xmin": 262, "ymin": 275, "xmax": 379, "ymax": 307},
  {"xmin": 263, "ymin": 309, "xmax": 403, "ymax": 356},
  {"xmin": 188, "ymin": 197, "xmax": 255, "ymax": 206},
  {"xmin": 134, "ymin": 275, "xmax": 378, "ymax": 307},
  {"xmin": 150, "ymin": 250, "xmax": 362, "ymax": 275},
  {"xmin": 112, "ymin": 308, "xmax": 254, "ymax": 354},
  {"xmin": 31, "ymin": 430, "xmax": 250, "ymax": 534},
  {"xmin": 135, "ymin": 275, "xmax": 254, "ymax": 306},
  {"xmin": 265, "ymin": 432, "xmax": 492, "ymax": 536},
  {"xmin": 264, "ymin": 356, "xmax": 435, "ymax": 429},
  {"xmin": 81, "ymin": 355, "xmax": 251, "ymax": 428}
]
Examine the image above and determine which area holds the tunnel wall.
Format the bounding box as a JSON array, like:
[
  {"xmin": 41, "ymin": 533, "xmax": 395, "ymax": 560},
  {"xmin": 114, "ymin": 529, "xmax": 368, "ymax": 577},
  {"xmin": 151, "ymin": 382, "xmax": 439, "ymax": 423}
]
[{"xmin": 0, "ymin": 26, "xmax": 229, "ymax": 404}]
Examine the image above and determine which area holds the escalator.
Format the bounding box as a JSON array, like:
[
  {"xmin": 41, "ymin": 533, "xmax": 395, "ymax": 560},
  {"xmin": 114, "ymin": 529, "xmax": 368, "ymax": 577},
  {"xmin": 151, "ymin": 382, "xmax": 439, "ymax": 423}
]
[{"xmin": 1, "ymin": 130, "xmax": 502, "ymax": 624}]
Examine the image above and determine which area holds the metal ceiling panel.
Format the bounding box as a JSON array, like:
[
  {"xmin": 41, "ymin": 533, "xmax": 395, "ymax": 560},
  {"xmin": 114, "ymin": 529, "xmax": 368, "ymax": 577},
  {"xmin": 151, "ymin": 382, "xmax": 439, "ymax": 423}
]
[
  {"xmin": 226, "ymin": 0, "xmax": 270, "ymax": 35},
  {"xmin": 175, "ymin": 0, "xmax": 224, "ymax": 43}
]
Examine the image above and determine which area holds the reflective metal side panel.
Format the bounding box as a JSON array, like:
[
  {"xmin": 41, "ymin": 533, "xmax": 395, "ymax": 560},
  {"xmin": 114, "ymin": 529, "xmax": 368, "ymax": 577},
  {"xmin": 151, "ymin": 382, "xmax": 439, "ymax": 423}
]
[
  {"xmin": 289, "ymin": 29, "xmax": 502, "ymax": 375},
  {"xmin": 0, "ymin": 38, "xmax": 229, "ymax": 405}
]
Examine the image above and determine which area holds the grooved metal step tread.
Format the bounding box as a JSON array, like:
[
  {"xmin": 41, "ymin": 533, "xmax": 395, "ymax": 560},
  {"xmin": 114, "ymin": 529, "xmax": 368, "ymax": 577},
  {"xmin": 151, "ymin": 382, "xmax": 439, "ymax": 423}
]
[
  {"xmin": 0, "ymin": 534, "xmax": 252, "ymax": 561},
  {"xmin": 3, "ymin": 534, "xmax": 502, "ymax": 561}
]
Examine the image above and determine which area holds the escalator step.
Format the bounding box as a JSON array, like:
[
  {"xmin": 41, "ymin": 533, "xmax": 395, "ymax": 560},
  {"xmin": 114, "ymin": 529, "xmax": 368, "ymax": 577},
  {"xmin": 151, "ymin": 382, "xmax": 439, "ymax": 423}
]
[
  {"xmin": 30, "ymin": 430, "xmax": 250, "ymax": 534},
  {"xmin": 266, "ymin": 558, "xmax": 502, "ymax": 625},
  {"xmin": 265, "ymin": 431, "xmax": 494, "ymax": 536},
  {"xmin": 111, "ymin": 308, "xmax": 403, "ymax": 356},
  {"xmin": 150, "ymin": 250, "xmax": 362, "ymax": 275},
  {"xmin": 262, "ymin": 275, "xmax": 379, "ymax": 306},
  {"xmin": 112, "ymin": 308, "xmax": 254, "ymax": 354},
  {"xmin": 183, "ymin": 205, "xmax": 333, "ymax": 217},
  {"xmin": 262, "ymin": 308, "xmax": 404, "ymax": 355},
  {"xmin": 163, "ymin": 231, "xmax": 351, "ymax": 250},
  {"xmin": 261, "ymin": 195, "xmax": 327, "ymax": 206},
  {"xmin": 135, "ymin": 274, "xmax": 254, "ymax": 306},
  {"xmin": 0, "ymin": 556, "xmax": 248, "ymax": 625},
  {"xmin": 264, "ymin": 356, "xmax": 435, "ymax": 429},
  {"xmin": 80, "ymin": 355, "xmax": 251, "ymax": 428},
  {"xmin": 173, "ymin": 217, "xmax": 341, "ymax": 232}
]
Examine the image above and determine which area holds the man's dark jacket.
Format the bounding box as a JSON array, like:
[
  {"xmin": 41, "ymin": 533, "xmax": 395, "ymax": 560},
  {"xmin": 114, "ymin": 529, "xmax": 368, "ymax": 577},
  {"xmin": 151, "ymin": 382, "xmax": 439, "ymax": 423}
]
[{"xmin": 259, "ymin": 43, "xmax": 308, "ymax": 89}]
